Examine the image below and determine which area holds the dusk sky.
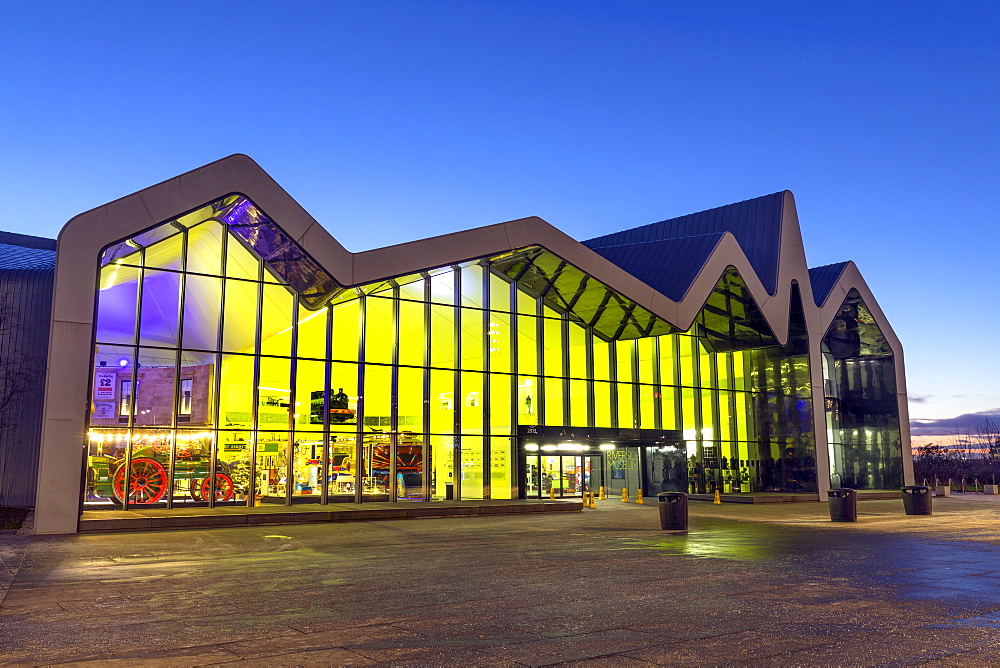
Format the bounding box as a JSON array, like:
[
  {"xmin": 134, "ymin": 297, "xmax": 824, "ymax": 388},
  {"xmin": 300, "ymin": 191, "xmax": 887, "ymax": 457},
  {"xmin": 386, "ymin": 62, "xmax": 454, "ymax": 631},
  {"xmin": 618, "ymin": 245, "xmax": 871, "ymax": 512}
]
[{"xmin": 1, "ymin": 1, "xmax": 997, "ymax": 437}]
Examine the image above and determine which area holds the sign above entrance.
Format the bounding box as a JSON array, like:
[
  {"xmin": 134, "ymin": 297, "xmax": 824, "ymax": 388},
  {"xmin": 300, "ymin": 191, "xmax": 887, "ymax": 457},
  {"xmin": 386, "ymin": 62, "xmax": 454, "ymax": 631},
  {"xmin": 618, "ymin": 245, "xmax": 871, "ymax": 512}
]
[{"xmin": 518, "ymin": 425, "xmax": 683, "ymax": 442}]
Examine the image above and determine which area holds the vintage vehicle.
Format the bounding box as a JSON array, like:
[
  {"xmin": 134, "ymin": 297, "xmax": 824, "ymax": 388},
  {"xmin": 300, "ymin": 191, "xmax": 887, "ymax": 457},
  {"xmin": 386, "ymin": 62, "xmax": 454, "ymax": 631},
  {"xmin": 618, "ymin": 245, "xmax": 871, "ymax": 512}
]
[{"xmin": 87, "ymin": 443, "xmax": 237, "ymax": 505}]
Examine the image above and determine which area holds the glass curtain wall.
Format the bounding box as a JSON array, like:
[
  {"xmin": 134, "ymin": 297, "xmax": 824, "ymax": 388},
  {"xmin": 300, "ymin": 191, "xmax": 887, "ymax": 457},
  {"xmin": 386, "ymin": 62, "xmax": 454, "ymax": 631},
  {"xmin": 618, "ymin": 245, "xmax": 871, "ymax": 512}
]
[
  {"xmin": 822, "ymin": 289, "xmax": 902, "ymax": 489},
  {"xmin": 85, "ymin": 196, "xmax": 827, "ymax": 512}
]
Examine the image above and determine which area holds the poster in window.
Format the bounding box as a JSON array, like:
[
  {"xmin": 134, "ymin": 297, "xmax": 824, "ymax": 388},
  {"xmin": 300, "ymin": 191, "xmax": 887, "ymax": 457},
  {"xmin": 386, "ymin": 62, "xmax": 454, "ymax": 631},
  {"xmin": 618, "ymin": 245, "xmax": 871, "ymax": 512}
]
[
  {"xmin": 92, "ymin": 402, "xmax": 116, "ymax": 419},
  {"xmin": 94, "ymin": 372, "xmax": 116, "ymax": 400}
]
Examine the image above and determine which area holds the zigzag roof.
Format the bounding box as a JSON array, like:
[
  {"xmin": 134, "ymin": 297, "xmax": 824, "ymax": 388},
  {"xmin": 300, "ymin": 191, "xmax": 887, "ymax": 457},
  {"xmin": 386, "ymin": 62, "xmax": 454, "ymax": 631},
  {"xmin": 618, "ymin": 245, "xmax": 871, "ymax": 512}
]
[
  {"xmin": 50, "ymin": 154, "xmax": 901, "ymax": 353},
  {"xmin": 584, "ymin": 192, "xmax": 785, "ymax": 295}
]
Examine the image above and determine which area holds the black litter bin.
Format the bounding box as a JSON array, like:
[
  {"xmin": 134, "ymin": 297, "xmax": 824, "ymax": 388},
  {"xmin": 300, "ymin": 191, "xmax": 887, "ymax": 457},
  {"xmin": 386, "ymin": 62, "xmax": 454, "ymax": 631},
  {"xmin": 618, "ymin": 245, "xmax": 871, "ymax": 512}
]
[
  {"xmin": 657, "ymin": 492, "xmax": 688, "ymax": 530},
  {"xmin": 827, "ymin": 488, "xmax": 857, "ymax": 522},
  {"xmin": 901, "ymin": 486, "xmax": 932, "ymax": 515}
]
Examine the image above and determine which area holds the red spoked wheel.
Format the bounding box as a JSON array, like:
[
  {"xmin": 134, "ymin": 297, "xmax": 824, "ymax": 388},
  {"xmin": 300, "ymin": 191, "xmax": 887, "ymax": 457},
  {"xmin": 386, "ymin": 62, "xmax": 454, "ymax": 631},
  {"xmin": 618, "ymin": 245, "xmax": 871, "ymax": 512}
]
[
  {"xmin": 113, "ymin": 457, "xmax": 168, "ymax": 504},
  {"xmin": 199, "ymin": 473, "xmax": 235, "ymax": 502}
]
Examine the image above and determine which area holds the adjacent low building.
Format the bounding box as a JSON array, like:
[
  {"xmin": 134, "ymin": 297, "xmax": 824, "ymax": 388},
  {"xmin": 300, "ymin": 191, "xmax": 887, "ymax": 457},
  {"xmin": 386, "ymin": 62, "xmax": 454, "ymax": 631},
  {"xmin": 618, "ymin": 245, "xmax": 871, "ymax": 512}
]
[{"xmin": 15, "ymin": 154, "xmax": 909, "ymax": 534}]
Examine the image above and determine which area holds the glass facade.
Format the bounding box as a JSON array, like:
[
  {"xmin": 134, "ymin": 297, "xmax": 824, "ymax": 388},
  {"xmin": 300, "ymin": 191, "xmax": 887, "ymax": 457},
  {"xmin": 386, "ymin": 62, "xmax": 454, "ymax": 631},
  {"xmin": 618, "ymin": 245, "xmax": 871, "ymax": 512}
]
[
  {"xmin": 822, "ymin": 289, "xmax": 902, "ymax": 490},
  {"xmin": 82, "ymin": 194, "xmax": 897, "ymax": 512}
]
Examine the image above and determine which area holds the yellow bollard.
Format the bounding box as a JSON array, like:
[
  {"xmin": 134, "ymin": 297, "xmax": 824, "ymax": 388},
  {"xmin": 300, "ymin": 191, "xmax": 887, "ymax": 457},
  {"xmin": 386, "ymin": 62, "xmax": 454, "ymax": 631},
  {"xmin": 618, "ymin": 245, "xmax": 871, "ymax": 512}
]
[
  {"xmin": 636, "ymin": 489, "xmax": 645, "ymax": 504},
  {"xmin": 713, "ymin": 489, "xmax": 721, "ymax": 504},
  {"xmin": 622, "ymin": 488, "xmax": 629, "ymax": 502},
  {"xmin": 599, "ymin": 486, "xmax": 605, "ymax": 500},
  {"xmin": 550, "ymin": 487, "xmax": 556, "ymax": 501}
]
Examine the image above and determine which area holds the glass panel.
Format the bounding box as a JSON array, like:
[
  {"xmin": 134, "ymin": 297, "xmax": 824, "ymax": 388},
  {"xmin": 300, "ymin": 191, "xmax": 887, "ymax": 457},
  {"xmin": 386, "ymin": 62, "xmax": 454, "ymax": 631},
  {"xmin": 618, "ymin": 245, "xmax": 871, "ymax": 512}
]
[
  {"xmin": 96, "ymin": 263, "xmax": 140, "ymax": 345},
  {"xmin": 181, "ymin": 275, "xmax": 221, "ymax": 351},
  {"xmin": 226, "ymin": 235, "xmax": 260, "ymax": 281},
  {"xmin": 487, "ymin": 312, "xmax": 511, "ymax": 375},
  {"xmin": 398, "ymin": 276, "xmax": 426, "ymax": 302},
  {"xmin": 84, "ymin": 429, "xmax": 128, "ymax": 508},
  {"xmin": 398, "ymin": 366, "xmax": 425, "ymax": 432},
  {"xmin": 516, "ymin": 288, "xmax": 536, "ymax": 315},
  {"xmin": 461, "ymin": 372, "xmax": 484, "ymax": 434},
  {"xmin": 429, "ymin": 269, "xmax": 455, "ymax": 306},
  {"xmin": 133, "ymin": 348, "xmax": 177, "ymax": 427},
  {"xmin": 219, "ymin": 354, "xmax": 255, "ymax": 430},
  {"xmin": 594, "ymin": 381, "xmax": 612, "ymax": 428},
  {"xmin": 361, "ymin": 431, "xmax": 391, "ymax": 500},
  {"xmin": 328, "ymin": 431, "xmax": 357, "ymax": 500},
  {"xmin": 222, "ymin": 279, "xmax": 259, "ymax": 354},
  {"xmin": 616, "ymin": 340, "xmax": 634, "ymax": 383},
  {"xmin": 659, "ymin": 335, "xmax": 676, "ymax": 386},
  {"xmin": 294, "ymin": 359, "xmax": 326, "ymax": 433},
  {"xmin": 680, "ymin": 336, "xmax": 697, "ymax": 387},
  {"xmin": 258, "ymin": 356, "xmax": 292, "ymax": 432},
  {"xmin": 516, "ymin": 314, "xmax": 537, "ymax": 376},
  {"xmin": 261, "ymin": 283, "xmax": 295, "ymax": 358},
  {"xmin": 177, "ymin": 350, "xmax": 215, "ymax": 427},
  {"xmin": 460, "ymin": 263, "xmax": 484, "ymax": 309},
  {"xmin": 461, "ymin": 308, "xmax": 484, "ymax": 372},
  {"xmin": 399, "ymin": 300, "xmax": 426, "ymax": 367},
  {"xmin": 542, "ymin": 316, "xmax": 564, "ymax": 378},
  {"xmin": 138, "ymin": 269, "xmax": 181, "ymax": 349},
  {"xmin": 123, "ymin": 429, "xmax": 172, "ymax": 506},
  {"xmin": 489, "ymin": 373, "xmax": 512, "ymax": 435},
  {"xmin": 639, "ymin": 385, "xmax": 655, "ymax": 429},
  {"xmin": 329, "ymin": 362, "xmax": 359, "ymax": 427},
  {"xmin": 143, "ymin": 231, "xmax": 184, "ymax": 272},
  {"xmin": 569, "ymin": 379, "xmax": 588, "ymax": 426},
  {"xmin": 460, "ymin": 435, "xmax": 484, "ymax": 499},
  {"xmin": 637, "ymin": 338, "xmax": 656, "ymax": 385},
  {"xmin": 255, "ymin": 430, "xmax": 290, "ymax": 503},
  {"xmin": 430, "ymin": 304, "xmax": 456, "ymax": 369},
  {"xmin": 364, "ymin": 296, "xmax": 394, "ymax": 365},
  {"xmin": 617, "ymin": 383, "xmax": 634, "ymax": 429},
  {"xmin": 430, "ymin": 369, "xmax": 455, "ymax": 434},
  {"xmin": 592, "ymin": 338, "xmax": 611, "ymax": 382},
  {"xmin": 544, "ymin": 377, "xmax": 563, "ymax": 425},
  {"xmin": 517, "ymin": 376, "xmax": 538, "ymax": 426},
  {"xmin": 489, "ymin": 272, "xmax": 511, "ymax": 313},
  {"xmin": 397, "ymin": 431, "xmax": 424, "ymax": 500},
  {"xmin": 489, "ymin": 437, "xmax": 513, "ymax": 499},
  {"xmin": 186, "ymin": 221, "xmax": 224, "ymax": 276},
  {"xmin": 296, "ymin": 304, "xmax": 328, "ymax": 360},
  {"xmin": 292, "ymin": 433, "xmax": 324, "ymax": 500},
  {"xmin": 661, "ymin": 386, "xmax": 677, "ymax": 430},
  {"xmin": 568, "ymin": 323, "xmax": 587, "ymax": 380},
  {"xmin": 430, "ymin": 435, "xmax": 456, "ymax": 499},
  {"xmin": 362, "ymin": 364, "xmax": 392, "ymax": 430},
  {"xmin": 332, "ymin": 297, "xmax": 360, "ymax": 362},
  {"xmin": 172, "ymin": 430, "xmax": 222, "ymax": 506}
]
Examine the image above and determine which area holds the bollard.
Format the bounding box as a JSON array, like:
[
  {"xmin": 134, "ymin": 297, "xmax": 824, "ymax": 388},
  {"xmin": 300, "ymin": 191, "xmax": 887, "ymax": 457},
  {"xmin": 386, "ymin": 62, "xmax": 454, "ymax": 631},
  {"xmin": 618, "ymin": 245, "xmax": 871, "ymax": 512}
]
[
  {"xmin": 599, "ymin": 486, "xmax": 605, "ymax": 500},
  {"xmin": 713, "ymin": 489, "xmax": 721, "ymax": 504},
  {"xmin": 828, "ymin": 488, "xmax": 857, "ymax": 522},
  {"xmin": 549, "ymin": 487, "xmax": 555, "ymax": 501},
  {"xmin": 657, "ymin": 492, "xmax": 688, "ymax": 530},
  {"xmin": 901, "ymin": 486, "xmax": 932, "ymax": 515},
  {"xmin": 636, "ymin": 489, "xmax": 645, "ymax": 504},
  {"xmin": 622, "ymin": 488, "xmax": 629, "ymax": 502}
]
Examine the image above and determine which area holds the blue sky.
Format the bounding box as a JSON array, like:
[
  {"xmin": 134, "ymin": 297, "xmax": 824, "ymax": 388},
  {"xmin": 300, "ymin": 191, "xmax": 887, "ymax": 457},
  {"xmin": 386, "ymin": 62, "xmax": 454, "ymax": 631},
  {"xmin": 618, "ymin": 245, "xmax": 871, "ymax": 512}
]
[{"xmin": 1, "ymin": 1, "xmax": 997, "ymax": 432}]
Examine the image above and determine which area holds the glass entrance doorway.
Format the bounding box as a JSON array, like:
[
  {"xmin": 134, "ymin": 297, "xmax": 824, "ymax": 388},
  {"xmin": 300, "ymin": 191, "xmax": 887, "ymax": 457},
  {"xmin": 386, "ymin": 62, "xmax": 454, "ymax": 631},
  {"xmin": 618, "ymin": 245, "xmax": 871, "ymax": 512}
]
[{"xmin": 525, "ymin": 455, "xmax": 599, "ymax": 498}]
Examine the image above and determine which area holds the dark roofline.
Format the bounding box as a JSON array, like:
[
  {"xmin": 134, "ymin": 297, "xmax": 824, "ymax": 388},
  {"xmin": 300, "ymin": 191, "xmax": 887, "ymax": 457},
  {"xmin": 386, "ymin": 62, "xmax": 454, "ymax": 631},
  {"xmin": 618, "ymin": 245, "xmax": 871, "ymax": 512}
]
[{"xmin": 0, "ymin": 230, "xmax": 57, "ymax": 251}]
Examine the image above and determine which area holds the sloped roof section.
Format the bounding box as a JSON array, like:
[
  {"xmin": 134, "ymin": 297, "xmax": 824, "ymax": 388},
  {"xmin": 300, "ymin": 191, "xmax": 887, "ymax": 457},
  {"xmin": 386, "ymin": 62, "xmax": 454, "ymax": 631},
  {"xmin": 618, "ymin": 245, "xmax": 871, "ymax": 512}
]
[
  {"xmin": 808, "ymin": 262, "xmax": 850, "ymax": 307},
  {"xmin": 584, "ymin": 233, "xmax": 726, "ymax": 302},
  {"xmin": 0, "ymin": 232, "xmax": 56, "ymax": 270},
  {"xmin": 582, "ymin": 192, "xmax": 785, "ymax": 295}
]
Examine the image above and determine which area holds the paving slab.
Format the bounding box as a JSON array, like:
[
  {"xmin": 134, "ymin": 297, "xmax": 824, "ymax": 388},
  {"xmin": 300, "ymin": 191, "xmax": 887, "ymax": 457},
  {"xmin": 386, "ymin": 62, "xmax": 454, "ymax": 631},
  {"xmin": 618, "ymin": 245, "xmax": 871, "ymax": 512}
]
[{"xmin": 5, "ymin": 497, "xmax": 1000, "ymax": 664}]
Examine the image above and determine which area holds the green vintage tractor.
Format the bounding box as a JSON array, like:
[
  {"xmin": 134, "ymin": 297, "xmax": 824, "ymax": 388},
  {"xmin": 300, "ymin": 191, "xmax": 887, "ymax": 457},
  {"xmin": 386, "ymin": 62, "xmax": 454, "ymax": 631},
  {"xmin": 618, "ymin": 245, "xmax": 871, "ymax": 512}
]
[{"xmin": 87, "ymin": 444, "xmax": 236, "ymax": 505}]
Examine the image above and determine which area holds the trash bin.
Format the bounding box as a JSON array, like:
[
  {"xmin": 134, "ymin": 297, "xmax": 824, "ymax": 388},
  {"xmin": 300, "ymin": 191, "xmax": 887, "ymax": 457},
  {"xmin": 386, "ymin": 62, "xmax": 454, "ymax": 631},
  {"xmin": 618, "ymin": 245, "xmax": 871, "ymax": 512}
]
[
  {"xmin": 827, "ymin": 488, "xmax": 857, "ymax": 522},
  {"xmin": 901, "ymin": 485, "xmax": 932, "ymax": 515},
  {"xmin": 657, "ymin": 492, "xmax": 688, "ymax": 530}
]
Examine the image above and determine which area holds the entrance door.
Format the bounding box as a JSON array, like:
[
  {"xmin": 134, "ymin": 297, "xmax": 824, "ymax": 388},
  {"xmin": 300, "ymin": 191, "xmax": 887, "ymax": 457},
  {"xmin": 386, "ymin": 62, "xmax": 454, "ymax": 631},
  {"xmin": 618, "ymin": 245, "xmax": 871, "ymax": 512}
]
[{"xmin": 525, "ymin": 455, "xmax": 590, "ymax": 498}]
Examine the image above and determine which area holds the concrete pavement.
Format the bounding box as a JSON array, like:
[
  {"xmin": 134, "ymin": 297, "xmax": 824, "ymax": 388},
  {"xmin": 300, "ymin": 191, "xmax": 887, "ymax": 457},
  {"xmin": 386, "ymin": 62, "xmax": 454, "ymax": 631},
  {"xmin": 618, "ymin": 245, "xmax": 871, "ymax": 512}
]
[{"xmin": 4, "ymin": 496, "xmax": 1000, "ymax": 665}]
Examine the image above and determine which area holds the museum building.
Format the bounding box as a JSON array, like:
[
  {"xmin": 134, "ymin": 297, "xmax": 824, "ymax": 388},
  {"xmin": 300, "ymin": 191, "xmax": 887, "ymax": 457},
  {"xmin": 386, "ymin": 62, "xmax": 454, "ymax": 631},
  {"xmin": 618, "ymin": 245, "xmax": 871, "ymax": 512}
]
[{"xmin": 19, "ymin": 155, "xmax": 911, "ymax": 534}]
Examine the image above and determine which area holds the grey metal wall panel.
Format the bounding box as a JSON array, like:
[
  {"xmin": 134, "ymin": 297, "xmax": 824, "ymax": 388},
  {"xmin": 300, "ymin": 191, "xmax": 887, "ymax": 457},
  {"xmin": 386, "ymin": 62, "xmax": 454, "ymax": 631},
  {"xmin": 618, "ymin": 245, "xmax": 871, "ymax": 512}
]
[{"xmin": 0, "ymin": 246, "xmax": 55, "ymax": 507}]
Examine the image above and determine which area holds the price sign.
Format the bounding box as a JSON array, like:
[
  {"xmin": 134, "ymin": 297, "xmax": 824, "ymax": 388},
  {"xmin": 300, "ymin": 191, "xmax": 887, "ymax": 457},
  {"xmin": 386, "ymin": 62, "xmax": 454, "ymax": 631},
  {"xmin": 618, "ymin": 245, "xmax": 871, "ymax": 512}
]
[{"xmin": 94, "ymin": 372, "xmax": 116, "ymax": 400}]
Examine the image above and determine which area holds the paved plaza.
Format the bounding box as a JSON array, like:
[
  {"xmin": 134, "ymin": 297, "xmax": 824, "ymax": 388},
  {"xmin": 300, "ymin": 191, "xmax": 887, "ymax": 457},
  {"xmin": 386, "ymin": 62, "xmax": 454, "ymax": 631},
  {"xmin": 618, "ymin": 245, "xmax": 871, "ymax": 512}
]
[{"xmin": 4, "ymin": 497, "xmax": 1000, "ymax": 666}]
